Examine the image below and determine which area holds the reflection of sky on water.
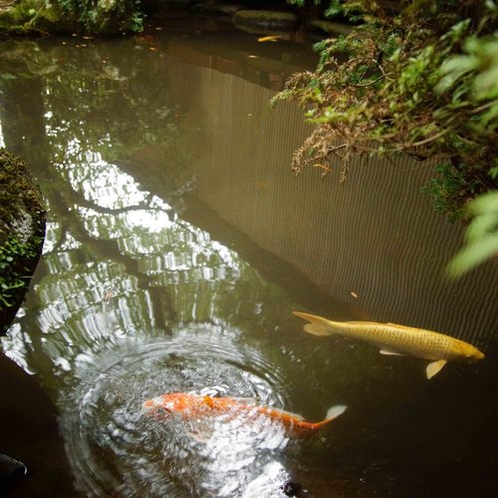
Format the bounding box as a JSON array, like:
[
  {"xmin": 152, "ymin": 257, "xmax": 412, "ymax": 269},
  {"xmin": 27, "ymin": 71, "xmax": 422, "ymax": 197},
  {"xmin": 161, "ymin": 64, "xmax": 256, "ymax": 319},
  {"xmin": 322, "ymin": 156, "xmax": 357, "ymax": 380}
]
[{"xmin": 66, "ymin": 151, "xmax": 154, "ymax": 210}]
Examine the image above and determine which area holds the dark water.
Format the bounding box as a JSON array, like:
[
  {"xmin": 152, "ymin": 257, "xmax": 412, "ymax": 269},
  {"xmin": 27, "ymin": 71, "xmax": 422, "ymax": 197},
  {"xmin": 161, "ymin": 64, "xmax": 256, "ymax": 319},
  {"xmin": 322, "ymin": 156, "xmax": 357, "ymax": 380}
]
[{"xmin": 1, "ymin": 19, "xmax": 498, "ymax": 498}]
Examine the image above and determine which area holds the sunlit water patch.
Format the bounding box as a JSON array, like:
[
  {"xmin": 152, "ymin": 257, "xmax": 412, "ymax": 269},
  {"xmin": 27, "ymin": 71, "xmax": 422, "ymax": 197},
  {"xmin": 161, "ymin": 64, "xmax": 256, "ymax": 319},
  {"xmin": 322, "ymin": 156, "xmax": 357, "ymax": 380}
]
[{"xmin": 60, "ymin": 324, "xmax": 296, "ymax": 497}]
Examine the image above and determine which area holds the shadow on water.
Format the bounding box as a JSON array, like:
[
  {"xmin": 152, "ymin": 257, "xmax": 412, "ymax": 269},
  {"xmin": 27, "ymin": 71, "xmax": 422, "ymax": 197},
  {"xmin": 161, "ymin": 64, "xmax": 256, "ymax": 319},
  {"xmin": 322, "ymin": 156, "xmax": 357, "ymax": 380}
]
[{"xmin": 0, "ymin": 20, "xmax": 497, "ymax": 498}]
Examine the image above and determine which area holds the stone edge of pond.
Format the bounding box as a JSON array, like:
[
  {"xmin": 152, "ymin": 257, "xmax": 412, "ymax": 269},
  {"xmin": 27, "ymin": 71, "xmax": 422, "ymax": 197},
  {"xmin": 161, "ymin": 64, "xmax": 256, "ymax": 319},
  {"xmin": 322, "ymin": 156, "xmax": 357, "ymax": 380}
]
[{"xmin": 0, "ymin": 148, "xmax": 46, "ymax": 335}]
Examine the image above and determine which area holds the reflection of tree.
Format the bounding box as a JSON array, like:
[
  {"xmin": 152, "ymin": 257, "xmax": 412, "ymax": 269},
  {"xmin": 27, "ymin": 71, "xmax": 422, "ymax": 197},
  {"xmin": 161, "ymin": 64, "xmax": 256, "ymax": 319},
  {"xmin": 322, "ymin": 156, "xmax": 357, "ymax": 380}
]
[
  {"xmin": 40, "ymin": 41, "xmax": 179, "ymax": 163},
  {"xmin": 0, "ymin": 38, "xmax": 180, "ymax": 159},
  {"xmin": 0, "ymin": 38, "xmax": 299, "ymax": 396},
  {"xmin": 0, "ymin": 54, "xmax": 49, "ymax": 164},
  {"xmin": 9, "ymin": 154, "xmax": 295, "ymax": 395}
]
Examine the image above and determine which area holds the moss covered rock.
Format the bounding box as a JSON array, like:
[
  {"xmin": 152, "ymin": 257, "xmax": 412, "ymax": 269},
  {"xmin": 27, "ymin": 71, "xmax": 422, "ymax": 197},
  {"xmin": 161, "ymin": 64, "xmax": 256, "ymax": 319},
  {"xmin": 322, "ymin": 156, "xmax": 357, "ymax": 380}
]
[
  {"xmin": 0, "ymin": 0, "xmax": 143, "ymax": 36},
  {"xmin": 0, "ymin": 148, "xmax": 46, "ymax": 334}
]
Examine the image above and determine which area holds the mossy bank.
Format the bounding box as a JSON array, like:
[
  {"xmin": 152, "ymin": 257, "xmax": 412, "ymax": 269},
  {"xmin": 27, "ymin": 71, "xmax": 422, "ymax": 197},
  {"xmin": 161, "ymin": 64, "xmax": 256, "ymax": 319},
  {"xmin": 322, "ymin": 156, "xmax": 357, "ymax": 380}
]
[
  {"xmin": 0, "ymin": 148, "xmax": 46, "ymax": 334},
  {"xmin": 0, "ymin": 0, "xmax": 142, "ymax": 36}
]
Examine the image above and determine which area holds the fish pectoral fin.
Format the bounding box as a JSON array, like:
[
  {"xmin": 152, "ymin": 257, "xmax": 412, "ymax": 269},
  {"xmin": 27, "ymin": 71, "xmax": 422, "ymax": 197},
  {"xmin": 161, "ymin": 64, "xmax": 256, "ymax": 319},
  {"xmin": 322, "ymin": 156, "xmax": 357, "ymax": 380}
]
[
  {"xmin": 230, "ymin": 397, "xmax": 258, "ymax": 405},
  {"xmin": 379, "ymin": 349, "xmax": 405, "ymax": 356},
  {"xmin": 303, "ymin": 323, "xmax": 331, "ymax": 336},
  {"xmin": 426, "ymin": 360, "xmax": 447, "ymax": 379},
  {"xmin": 185, "ymin": 419, "xmax": 214, "ymax": 443}
]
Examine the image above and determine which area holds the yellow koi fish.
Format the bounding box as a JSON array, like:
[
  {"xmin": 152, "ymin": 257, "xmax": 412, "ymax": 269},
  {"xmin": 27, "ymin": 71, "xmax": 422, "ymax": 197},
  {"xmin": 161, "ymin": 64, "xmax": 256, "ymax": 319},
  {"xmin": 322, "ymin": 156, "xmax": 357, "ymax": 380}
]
[
  {"xmin": 293, "ymin": 311, "xmax": 485, "ymax": 379},
  {"xmin": 257, "ymin": 35, "xmax": 283, "ymax": 42},
  {"xmin": 143, "ymin": 392, "xmax": 347, "ymax": 436}
]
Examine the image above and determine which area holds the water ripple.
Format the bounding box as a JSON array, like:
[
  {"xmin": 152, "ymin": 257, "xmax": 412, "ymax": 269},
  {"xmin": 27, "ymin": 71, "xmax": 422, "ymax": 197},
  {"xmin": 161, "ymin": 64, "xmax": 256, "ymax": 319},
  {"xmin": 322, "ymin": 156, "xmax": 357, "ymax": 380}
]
[{"xmin": 60, "ymin": 324, "xmax": 294, "ymax": 497}]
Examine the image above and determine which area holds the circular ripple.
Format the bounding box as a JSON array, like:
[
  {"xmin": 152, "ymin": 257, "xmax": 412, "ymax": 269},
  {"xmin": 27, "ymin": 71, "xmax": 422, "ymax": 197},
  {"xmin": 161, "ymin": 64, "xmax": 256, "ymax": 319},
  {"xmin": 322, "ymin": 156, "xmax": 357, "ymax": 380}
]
[{"xmin": 60, "ymin": 323, "xmax": 293, "ymax": 497}]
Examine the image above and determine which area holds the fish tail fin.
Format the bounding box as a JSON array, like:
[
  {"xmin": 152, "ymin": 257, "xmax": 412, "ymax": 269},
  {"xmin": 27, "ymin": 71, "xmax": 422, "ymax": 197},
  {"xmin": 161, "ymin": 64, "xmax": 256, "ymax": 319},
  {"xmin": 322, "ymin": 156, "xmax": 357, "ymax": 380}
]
[
  {"xmin": 314, "ymin": 404, "xmax": 348, "ymax": 428},
  {"xmin": 293, "ymin": 311, "xmax": 344, "ymax": 336},
  {"xmin": 303, "ymin": 323, "xmax": 331, "ymax": 336}
]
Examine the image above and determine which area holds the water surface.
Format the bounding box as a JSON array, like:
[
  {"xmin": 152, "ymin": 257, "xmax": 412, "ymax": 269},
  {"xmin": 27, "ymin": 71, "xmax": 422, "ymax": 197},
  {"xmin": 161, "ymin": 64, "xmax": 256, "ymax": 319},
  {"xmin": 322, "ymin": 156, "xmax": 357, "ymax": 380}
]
[{"xmin": 1, "ymin": 21, "xmax": 497, "ymax": 498}]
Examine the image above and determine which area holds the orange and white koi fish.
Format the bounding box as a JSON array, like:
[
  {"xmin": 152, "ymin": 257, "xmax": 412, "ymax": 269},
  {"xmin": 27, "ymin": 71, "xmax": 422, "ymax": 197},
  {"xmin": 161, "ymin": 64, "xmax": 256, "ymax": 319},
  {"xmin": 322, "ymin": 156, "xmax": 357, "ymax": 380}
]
[
  {"xmin": 293, "ymin": 311, "xmax": 485, "ymax": 379},
  {"xmin": 143, "ymin": 392, "xmax": 347, "ymax": 436}
]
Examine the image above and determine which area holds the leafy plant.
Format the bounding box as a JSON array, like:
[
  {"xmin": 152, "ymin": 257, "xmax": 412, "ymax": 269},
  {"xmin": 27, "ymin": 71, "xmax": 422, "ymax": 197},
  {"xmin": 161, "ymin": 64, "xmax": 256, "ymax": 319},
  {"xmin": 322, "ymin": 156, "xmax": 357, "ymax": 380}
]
[
  {"xmin": 0, "ymin": 235, "xmax": 41, "ymax": 307},
  {"xmin": 276, "ymin": 0, "xmax": 498, "ymax": 222},
  {"xmin": 54, "ymin": 0, "xmax": 143, "ymax": 33},
  {"xmin": 447, "ymin": 191, "xmax": 498, "ymax": 276}
]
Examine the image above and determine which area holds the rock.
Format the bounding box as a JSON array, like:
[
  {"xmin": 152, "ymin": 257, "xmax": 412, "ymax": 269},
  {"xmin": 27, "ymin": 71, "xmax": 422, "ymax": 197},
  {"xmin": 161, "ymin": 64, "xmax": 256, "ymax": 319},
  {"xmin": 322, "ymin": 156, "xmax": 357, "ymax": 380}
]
[
  {"xmin": 192, "ymin": 1, "xmax": 247, "ymax": 16},
  {"xmin": 0, "ymin": 454, "xmax": 27, "ymax": 488},
  {"xmin": 0, "ymin": 148, "xmax": 46, "ymax": 334},
  {"xmin": 233, "ymin": 9, "xmax": 299, "ymax": 33},
  {"xmin": 0, "ymin": 353, "xmax": 77, "ymax": 496},
  {"xmin": 306, "ymin": 19, "xmax": 352, "ymax": 36}
]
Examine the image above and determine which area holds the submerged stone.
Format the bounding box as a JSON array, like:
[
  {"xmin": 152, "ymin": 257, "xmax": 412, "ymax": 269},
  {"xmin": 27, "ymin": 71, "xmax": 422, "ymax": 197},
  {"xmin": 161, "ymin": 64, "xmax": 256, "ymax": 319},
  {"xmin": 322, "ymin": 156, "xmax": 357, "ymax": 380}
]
[
  {"xmin": 307, "ymin": 19, "xmax": 352, "ymax": 36},
  {"xmin": 233, "ymin": 10, "xmax": 299, "ymax": 33}
]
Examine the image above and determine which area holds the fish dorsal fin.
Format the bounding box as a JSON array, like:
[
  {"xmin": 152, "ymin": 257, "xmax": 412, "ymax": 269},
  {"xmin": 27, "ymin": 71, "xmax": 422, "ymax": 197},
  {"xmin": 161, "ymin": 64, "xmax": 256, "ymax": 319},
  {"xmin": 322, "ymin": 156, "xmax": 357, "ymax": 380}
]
[
  {"xmin": 346, "ymin": 321, "xmax": 419, "ymax": 332},
  {"xmin": 303, "ymin": 323, "xmax": 331, "ymax": 336},
  {"xmin": 346, "ymin": 320, "xmax": 377, "ymax": 326},
  {"xmin": 426, "ymin": 360, "xmax": 447, "ymax": 379},
  {"xmin": 386, "ymin": 322, "xmax": 422, "ymax": 331},
  {"xmin": 379, "ymin": 349, "xmax": 405, "ymax": 356}
]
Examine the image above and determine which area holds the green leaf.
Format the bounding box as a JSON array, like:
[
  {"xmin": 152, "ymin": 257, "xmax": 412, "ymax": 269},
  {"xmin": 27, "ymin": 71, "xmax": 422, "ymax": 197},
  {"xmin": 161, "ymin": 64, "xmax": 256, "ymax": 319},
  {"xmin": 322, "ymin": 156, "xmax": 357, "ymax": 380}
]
[
  {"xmin": 480, "ymin": 103, "xmax": 498, "ymax": 128},
  {"xmin": 436, "ymin": 55, "xmax": 478, "ymax": 94},
  {"xmin": 448, "ymin": 191, "xmax": 498, "ymax": 276},
  {"xmin": 474, "ymin": 64, "xmax": 498, "ymax": 99},
  {"xmin": 447, "ymin": 233, "xmax": 498, "ymax": 277}
]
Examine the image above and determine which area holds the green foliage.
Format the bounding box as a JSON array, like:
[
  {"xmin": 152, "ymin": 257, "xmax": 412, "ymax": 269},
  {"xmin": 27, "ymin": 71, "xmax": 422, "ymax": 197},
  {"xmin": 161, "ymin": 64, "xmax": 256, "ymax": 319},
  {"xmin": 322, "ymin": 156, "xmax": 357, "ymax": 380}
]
[
  {"xmin": 277, "ymin": 0, "xmax": 498, "ymax": 222},
  {"xmin": 0, "ymin": 236, "xmax": 40, "ymax": 307},
  {"xmin": 447, "ymin": 191, "xmax": 498, "ymax": 276},
  {"xmin": 287, "ymin": 0, "xmax": 362, "ymax": 20},
  {"xmin": 54, "ymin": 0, "xmax": 144, "ymax": 34},
  {"xmin": 0, "ymin": 148, "xmax": 45, "ymax": 316},
  {"xmin": 423, "ymin": 162, "xmax": 482, "ymax": 223}
]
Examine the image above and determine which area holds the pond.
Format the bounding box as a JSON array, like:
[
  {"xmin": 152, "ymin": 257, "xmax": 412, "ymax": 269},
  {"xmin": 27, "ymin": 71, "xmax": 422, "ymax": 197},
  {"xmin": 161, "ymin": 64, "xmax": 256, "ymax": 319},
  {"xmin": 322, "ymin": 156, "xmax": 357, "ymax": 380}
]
[{"xmin": 1, "ymin": 18, "xmax": 498, "ymax": 498}]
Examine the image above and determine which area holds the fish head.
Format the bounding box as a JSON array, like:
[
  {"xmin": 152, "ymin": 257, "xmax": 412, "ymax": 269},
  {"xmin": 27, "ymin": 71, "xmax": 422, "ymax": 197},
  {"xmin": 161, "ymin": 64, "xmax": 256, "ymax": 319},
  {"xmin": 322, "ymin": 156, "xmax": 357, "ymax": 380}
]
[
  {"xmin": 455, "ymin": 342, "xmax": 485, "ymax": 363},
  {"xmin": 142, "ymin": 392, "xmax": 194, "ymax": 420},
  {"xmin": 465, "ymin": 347, "xmax": 485, "ymax": 363}
]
